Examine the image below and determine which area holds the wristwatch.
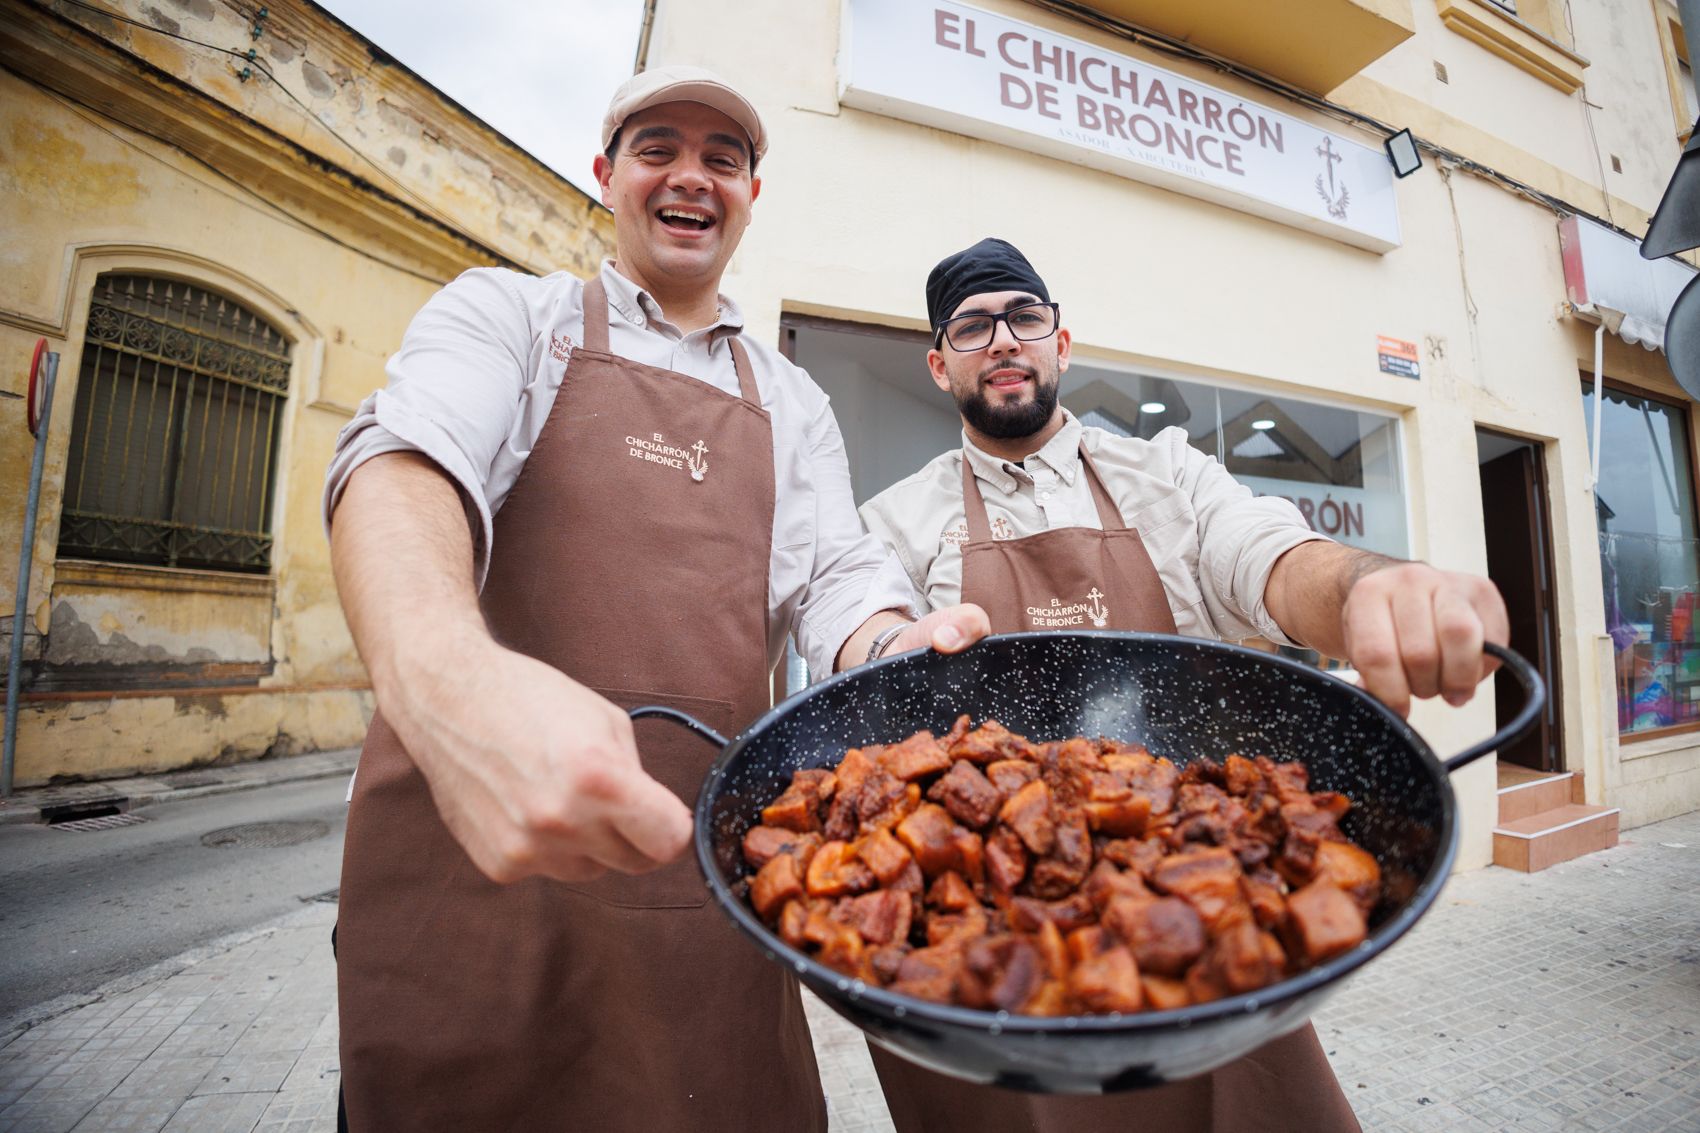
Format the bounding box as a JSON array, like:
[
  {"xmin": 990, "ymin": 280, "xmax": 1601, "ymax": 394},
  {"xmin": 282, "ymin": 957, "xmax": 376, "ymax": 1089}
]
[{"xmin": 867, "ymin": 622, "xmax": 911, "ymax": 664}]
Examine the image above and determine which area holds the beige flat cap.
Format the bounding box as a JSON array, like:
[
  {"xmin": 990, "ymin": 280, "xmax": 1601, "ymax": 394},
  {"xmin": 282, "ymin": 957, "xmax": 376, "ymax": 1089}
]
[{"xmin": 600, "ymin": 64, "xmax": 768, "ymax": 161}]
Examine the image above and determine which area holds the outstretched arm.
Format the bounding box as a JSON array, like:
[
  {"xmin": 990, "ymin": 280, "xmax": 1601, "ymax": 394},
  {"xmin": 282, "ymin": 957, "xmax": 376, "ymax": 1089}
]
[
  {"xmin": 1263, "ymin": 540, "xmax": 1508, "ymax": 718},
  {"xmin": 835, "ymin": 603, "xmax": 993, "ymax": 672},
  {"xmin": 332, "ymin": 452, "xmax": 692, "ymax": 884}
]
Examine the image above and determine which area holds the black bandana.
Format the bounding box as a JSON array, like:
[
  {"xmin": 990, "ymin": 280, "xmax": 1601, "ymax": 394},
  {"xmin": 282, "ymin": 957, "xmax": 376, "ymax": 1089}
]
[{"xmin": 925, "ymin": 237, "xmax": 1051, "ymax": 329}]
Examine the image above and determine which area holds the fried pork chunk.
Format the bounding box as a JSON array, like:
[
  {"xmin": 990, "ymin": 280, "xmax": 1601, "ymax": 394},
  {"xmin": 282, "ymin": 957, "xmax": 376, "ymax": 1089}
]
[{"xmin": 745, "ymin": 721, "xmax": 1382, "ymax": 1017}]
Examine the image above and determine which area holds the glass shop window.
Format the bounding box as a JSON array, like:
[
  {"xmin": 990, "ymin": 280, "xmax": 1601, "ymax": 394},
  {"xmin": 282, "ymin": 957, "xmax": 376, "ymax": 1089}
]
[
  {"xmin": 1061, "ymin": 364, "xmax": 1407, "ymax": 669},
  {"xmin": 1583, "ymin": 383, "xmax": 1700, "ymax": 738},
  {"xmin": 780, "ymin": 315, "xmax": 1411, "ymax": 688}
]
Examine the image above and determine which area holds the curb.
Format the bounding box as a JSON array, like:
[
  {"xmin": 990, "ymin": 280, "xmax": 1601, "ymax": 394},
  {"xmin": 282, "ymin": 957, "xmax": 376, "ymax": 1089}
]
[{"xmin": 0, "ymin": 749, "xmax": 359, "ymax": 827}]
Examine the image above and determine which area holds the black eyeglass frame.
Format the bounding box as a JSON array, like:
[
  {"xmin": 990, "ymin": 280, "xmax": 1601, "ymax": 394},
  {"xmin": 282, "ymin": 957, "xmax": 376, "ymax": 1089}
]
[{"xmin": 933, "ymin": 301, "xmax": 1062, "ymax": 351}]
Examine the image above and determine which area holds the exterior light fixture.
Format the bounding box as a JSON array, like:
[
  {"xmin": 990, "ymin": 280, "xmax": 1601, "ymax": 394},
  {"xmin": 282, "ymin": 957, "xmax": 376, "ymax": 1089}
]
[
  {"xmin": 1140, "ymin": 401, "xmax": 1166, "ymax": 414},
  {"xmin": 1384, "ymin": 128, "xmax": 1422, "ymax": 178},
  {"xmin": 1251, "ymin": 418, "xmax": 1276, "ymax": 430}
]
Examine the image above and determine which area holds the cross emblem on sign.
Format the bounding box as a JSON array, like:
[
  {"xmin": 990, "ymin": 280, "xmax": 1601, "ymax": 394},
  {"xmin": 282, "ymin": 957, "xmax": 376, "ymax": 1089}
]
[
  {"xmin": 1315, "ymin": 138, "xmax": 1342, "ymax": 197},
  {"xmin": 1313, "ymin": 136, "xmax": 1350, "ymax": 220}
]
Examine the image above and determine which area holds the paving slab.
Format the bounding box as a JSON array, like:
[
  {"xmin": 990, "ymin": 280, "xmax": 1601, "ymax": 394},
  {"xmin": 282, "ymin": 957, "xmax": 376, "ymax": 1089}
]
[{"xmin": 1, "ymin": 811, "xmax": 1694, "ymax": 1132}]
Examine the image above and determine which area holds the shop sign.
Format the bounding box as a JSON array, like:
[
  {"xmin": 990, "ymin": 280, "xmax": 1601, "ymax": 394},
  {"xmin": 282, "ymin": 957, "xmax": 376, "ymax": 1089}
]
[
  {"xmin": 1377, "ymin": 335, "xmax": 1419, "ymax": 378},
  {"xmin": 840, "ymin": 0, "xmax": 1402, "ymax": 252},
  {"xmin": 1236, "ymin": 475, "xmax": 1409, "ymax": 558}
]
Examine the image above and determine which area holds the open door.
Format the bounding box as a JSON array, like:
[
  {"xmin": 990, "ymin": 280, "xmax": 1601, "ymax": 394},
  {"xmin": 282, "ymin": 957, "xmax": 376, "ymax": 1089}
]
[{"xmin": 1477, "ymin": 429, "xmax": 1563, "ymax": 771}]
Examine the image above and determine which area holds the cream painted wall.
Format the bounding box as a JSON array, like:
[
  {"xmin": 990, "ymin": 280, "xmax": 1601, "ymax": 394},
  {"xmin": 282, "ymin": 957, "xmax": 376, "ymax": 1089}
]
[{"xmin": 649, "ymin": 0, "xmax": 1700, "ymax": 853}]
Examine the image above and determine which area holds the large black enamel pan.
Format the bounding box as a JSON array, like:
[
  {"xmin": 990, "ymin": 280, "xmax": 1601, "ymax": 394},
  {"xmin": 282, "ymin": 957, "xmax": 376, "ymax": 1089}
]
[{"xmin": 633, "ymin": 632, "xmax": 1543, "ymax": 1094}]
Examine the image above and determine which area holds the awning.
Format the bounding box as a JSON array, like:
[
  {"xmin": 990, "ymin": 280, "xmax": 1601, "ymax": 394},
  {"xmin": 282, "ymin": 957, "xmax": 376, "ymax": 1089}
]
[{"xmin": 1560, "ymin": 215, "xmax": 1698, "ymax": 350}]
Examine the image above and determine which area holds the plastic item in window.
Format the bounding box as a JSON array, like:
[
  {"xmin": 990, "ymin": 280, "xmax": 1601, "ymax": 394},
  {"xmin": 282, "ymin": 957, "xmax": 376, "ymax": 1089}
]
[{"xmin": 1631, "ymin": 674, "xmax": 1675, "ymax": 730}]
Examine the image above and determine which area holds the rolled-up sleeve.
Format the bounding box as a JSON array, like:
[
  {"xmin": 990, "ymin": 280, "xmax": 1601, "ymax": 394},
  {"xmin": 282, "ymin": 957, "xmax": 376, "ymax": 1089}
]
[
  {"xmin": 322, "ymin": 269, "xmax": 531, "ymax": 585},
  {"xmin": 792, "ymin": 398, "xmax": 919, "ymax": 675},
  {"xmin": 1171, "ymin": 431, "xmax": 1328, "ymax": 644}
]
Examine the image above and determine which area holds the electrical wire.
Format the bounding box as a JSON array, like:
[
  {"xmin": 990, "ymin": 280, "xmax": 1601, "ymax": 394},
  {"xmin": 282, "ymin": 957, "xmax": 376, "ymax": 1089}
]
[
  {"xmin": 45, "ymin": 0, "xmax": 501, "ymax": 245},
  {"xmin": 1029, "ymin": 0, "xmax": 1647, "ymax": 243}
]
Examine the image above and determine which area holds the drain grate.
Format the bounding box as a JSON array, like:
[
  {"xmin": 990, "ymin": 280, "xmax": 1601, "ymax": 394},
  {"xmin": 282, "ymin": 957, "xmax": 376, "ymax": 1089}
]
[
  {"xmin": 50, "ymin": 812, "xmax": 150, "ymax": 833},
  {"xmin": 201, "ymin": 819, "xmax": 330, "ymax": 849}
]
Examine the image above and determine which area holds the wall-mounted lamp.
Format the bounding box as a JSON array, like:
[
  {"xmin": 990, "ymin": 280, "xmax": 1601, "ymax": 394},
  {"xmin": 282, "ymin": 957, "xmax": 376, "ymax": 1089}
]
[
  {"xmin": 1384, "ymin": 128, "xmax": 1422, "ymax": 178},
  {"xmin": 1139, "ymin": 401, "xmax": 1167, "ymax": 414},
  {"xmin": 1250, "ymin": 418, "xmax": 1276, "ymax": 430}
]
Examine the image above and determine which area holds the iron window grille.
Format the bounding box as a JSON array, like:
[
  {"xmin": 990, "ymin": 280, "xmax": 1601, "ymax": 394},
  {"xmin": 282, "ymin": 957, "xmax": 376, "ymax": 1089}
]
[{"xmin": 57, "ymin": 274, "xmax": 292, "ymax": 573}]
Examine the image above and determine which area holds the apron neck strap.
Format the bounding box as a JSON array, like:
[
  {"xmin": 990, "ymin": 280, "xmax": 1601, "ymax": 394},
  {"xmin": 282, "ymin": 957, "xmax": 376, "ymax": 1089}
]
[
  {"xmin": 583, "ymin": 274, "xmax": 759, "ymax": 407},
  {"xmin": 961, "ymin": 441, "xmax": 1127, "ymax": 541},
  {"xmin": 583, "ymin": 273, "xmax": 611, "ymax": 353},
  {"xmin": 1078, "ymin": 444, "xmax": 1127, "ymax": 529},
  {"xmin": 728, "ymin": 337, "xmax": 761, "ymax": 406}
]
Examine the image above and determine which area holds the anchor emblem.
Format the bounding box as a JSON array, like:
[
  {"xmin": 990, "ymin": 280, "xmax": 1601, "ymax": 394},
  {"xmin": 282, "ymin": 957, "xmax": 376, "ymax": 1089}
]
[
  {"xmin": 1314, "ymin": 137, "xmax": 1350, "ymax": 220},
  {"xmin": 991, "ymin": 517, "xmax": 1013, "ymax": 540},
  {"xmin": 1086, "ymin": 587, "xmax": 1109, "ymax": 628},
  {"xmin": 687, "ymin": 440, "xmax": 708, "ymax": 482}
]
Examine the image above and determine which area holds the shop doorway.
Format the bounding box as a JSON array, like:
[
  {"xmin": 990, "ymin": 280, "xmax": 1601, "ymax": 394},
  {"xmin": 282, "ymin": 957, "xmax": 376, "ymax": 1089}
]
[{"xmin": 1476, "ymin": 429, "xmax": 1563, "ymax": 771}]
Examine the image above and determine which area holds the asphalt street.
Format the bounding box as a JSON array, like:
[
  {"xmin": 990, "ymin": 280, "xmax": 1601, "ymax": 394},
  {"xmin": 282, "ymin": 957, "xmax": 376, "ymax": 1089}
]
[{"xmin": 0, "ymin": 778, "xmax": 348, "ymax": 1021}]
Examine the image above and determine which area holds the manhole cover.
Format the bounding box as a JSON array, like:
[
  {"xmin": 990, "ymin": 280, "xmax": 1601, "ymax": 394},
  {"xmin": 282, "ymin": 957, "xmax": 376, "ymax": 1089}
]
[
  {"xmin": 201, "ymin": 820, "xmax": 330, "ymax": 849},
  {"xmin": 51, "ymin": 813, "xmax": 149, "ymax": 833}
]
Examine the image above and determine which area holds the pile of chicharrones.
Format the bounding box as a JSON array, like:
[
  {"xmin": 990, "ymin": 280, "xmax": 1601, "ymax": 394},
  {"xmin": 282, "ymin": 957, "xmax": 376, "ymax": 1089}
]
[{"xmin": 743, "ymin": 716, "xmax": 1382, "ymax": 1017}]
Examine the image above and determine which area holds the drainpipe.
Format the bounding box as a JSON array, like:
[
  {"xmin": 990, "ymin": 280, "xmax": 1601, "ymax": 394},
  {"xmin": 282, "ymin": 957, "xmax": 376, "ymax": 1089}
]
[
  {"xmin": 5, "ymin": 347, "xmax": 58, "ymax": 798},
  {"xmin": 633, "ymin": 0, "xmax": 658, "ymax": 74},
  {"xmin": 1589, "ymin": 322, "xmax": 1604, "ymax": 492}
]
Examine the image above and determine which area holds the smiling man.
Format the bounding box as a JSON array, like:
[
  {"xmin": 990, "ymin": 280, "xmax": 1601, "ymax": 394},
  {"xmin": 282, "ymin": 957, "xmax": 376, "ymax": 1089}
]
[
  {"xmin": 857, "ymin": 236, "xmax": 1509, "ymax": 1133},
  {"xmin": 324, "ymin": 68, "xmax": 986, "ymax": 1131}
]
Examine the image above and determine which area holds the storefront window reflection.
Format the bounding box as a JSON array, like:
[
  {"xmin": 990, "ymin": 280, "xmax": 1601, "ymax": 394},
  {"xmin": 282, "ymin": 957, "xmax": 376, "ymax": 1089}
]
[
  {"xmin": 1062, "ymin": 364, "xmax": 1408, "ymax": 672},
  {"xmin": 781, "ymin": 322, "xmax": 1411, "ymax": 691},
  {"xmin": 1583, "ymin": 384, "xmax": 1700, "ymax": 736}
]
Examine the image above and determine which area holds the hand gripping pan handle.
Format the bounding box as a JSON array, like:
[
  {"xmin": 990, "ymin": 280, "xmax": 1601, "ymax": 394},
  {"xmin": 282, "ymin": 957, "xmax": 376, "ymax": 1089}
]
[{"xmin": 1442, "ymin": 642, "xmax": 1546, "ymax": 773}]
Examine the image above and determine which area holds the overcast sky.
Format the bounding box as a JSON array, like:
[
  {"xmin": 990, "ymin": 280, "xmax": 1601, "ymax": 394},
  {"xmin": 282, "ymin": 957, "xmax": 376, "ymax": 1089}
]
[{"xmin": 317, "ymin": 0, "xmax": 646, "ymax": 198}]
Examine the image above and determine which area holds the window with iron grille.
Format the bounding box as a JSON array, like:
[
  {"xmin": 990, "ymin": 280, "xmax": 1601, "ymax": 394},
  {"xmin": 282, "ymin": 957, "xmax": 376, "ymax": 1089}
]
[{"xmin": 58, "ymin": 275, "xmax": 291, "ymax": 573}]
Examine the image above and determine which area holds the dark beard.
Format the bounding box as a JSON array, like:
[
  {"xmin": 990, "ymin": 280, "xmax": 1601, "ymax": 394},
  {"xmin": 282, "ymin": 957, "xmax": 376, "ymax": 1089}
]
[{"xmin": 958, "ymin": 373, "xmax": 1060, "ymax": 440}]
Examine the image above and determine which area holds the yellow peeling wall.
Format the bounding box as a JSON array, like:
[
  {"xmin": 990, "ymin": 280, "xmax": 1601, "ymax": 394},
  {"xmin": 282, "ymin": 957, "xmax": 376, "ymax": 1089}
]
[
  {"xmin": 0, "ymin": 0, "xmax": 614, "ymax": 785},
  {"xmin": 649, "ymin": 0, "xmax": 1699, "ymax": 862}
]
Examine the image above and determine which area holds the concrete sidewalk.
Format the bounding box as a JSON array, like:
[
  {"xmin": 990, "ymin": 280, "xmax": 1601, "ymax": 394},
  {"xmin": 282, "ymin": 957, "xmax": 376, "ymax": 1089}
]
[{"xmin": 3, "ymin": 810, "xmax": 1697, "ymax": 1132}]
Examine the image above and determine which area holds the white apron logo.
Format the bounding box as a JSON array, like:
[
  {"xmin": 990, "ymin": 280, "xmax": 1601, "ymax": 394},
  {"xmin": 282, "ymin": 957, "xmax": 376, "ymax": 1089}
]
[
  {"xmin": 625, "ymin": 432, "xmax": 708, "ymax": 482},
  {"xmin": 1026, "ymin": 587, "xmax": 1110, "ymax": 628}
]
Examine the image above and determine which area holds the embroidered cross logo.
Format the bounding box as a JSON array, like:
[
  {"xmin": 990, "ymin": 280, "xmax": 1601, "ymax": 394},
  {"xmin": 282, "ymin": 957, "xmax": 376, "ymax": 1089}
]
[
  {"xmin": 687, "ymin": 439, "xmax": 709, "ymax": 482},
  {"xmin": 1086, "ymin": 587, "xmax": 1109, "ymax": 627}
]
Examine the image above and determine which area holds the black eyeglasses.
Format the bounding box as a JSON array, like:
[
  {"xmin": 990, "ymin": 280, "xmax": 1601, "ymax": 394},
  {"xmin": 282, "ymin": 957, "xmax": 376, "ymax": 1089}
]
[{"xmin": 934, "ymin": 302, "xmax": 1061, "ymax": 351}]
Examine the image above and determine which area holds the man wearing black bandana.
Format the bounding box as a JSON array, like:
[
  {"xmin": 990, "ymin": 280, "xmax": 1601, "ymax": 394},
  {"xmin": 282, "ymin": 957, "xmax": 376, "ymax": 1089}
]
[{"xmin": 859, "ymin": 237, "xmax": 1509, "ymax": 1133}]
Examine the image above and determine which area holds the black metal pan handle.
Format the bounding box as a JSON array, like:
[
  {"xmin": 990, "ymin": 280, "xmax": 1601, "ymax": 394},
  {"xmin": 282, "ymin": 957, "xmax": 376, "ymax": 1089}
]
[
  {"xmin": 1442, "ymin": 642, "xmax": 1546, "ymax": 773},
  {"xmin": 628, "ymin": 705, "xmax": 729, "ymax": 749}
]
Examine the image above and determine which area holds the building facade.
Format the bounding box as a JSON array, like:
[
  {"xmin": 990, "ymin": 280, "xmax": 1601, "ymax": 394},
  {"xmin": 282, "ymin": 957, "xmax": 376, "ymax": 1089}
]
[
  {"xmin": 0, "ymin": 0, "xmax": 614, "ymax": 786},
  {"xmin": 645, "ymin": 0, "xmax": 1698, "ymax": 869}
]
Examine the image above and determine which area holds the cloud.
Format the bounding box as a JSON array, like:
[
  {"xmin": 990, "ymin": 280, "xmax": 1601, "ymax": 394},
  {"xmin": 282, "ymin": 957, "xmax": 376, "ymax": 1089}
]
[{"xmin": 317, "ymin": 0, "xmax": 645, "ymax": 197}]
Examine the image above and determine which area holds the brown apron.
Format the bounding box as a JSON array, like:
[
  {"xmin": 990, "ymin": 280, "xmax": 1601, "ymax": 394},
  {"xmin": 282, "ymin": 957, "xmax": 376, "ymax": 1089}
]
[
  {"xmin": 337, "ymin": 277, "xmax": 826, "ymax": 1132},
  {"xmin": 869, "ymin": 444, "xmax": 1360, "ymax": 1133}
]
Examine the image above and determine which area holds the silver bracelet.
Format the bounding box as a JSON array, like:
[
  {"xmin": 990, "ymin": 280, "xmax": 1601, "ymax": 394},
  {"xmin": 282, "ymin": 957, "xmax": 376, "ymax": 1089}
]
[{"xmin": 866, "ymin": 622, "xmax": 910, "ymax": 664}]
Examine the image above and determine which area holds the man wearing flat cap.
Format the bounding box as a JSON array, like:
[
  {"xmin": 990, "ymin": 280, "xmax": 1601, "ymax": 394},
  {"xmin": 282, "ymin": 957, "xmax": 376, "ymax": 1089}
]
[
  {"xmin": 325, "ymin": 68, "xmax": 987, "ymax": 1130},
  {"xmin": 858, "ymin": 237, "xmax": 1510, "ymax": 1133}
]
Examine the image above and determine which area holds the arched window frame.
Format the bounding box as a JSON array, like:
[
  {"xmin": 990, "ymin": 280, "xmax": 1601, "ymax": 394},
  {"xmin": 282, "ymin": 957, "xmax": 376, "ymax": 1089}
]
[{"xmin": 37, "ymin": 249, "xmax": 320, "ymax": 580}]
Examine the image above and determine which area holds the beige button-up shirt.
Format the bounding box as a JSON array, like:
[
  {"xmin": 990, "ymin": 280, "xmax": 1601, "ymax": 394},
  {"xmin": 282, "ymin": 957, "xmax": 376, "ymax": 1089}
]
[
  {"xmin": 324, "ymin": 262, "xmax": 916, "ymax": 676},
  {"xmin": 859, "ymin": 411, "xmax": 1327, "ymax": 643}
]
